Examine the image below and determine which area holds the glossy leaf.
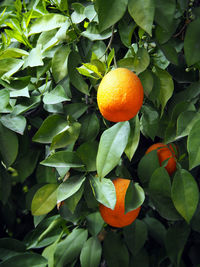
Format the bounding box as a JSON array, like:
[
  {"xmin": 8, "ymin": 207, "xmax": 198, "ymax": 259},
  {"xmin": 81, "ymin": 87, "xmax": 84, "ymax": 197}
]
[
  {"xmin": 0, "ymin": 122, "xmax": 18, "ymax": 167},
  {"xmin": 32, "ymin": 114, "xmax": 68, "ymax": 143},
  {"xmin": 54, "ymin": 228, "xmax": 88, "ymax": 267},
  {"xmin": 31, "ymin": 184, "xmax": 58, "ymax": 216},
  {"xmin": 80, "ymin": 237, "xmax": 102, "ymax": 267},
  {"xmin": 43, "ymin": 85, "xmax": 70, "ymax": 105},
  {"xmin": 0, "ymin": 114, "xmax": 26, "ymax": 135},
  {"xmin": 41, "ymin": 151, "xmax": 84, "ymax": 168},
  {"xmin": 0, "ymin": 89, "xmax": 9, "ymax": 111},
  {"xmin": 128, "ymin": 0, "xmax": 155, "ymax": 36},
  {"xmin": 57, "ymin": 175, "xmax": 86, "ymax": 203},
  {"xmin": 125, "ymin": 181, "xmax": 145, "ymax": 213},
  {"xmin": 96, "ymin": 121, "xmax": 130, "ymax": 178},
  {"xmin": 95, "ymin": 0, "xmax": 128, "ymax": 32},
  {"xmin": 171, "ymin": 169, "xmax": 199, "ymax": 223},
  {"xmin": 89, "ymin": 176, "xmax": 116, "ymax": 209},
  {"xmin": 79, "ymin": 113, "xmax": 100, "ymax": 142},
  {"xmin": 187, "ymin": 119, "xmax": 200, "ymax": 169}
]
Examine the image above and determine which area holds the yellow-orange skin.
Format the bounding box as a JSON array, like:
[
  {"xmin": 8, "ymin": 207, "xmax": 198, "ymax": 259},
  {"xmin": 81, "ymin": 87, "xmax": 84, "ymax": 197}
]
[
  {"xmin": 145, "ymin": 143, "xmax": 177, "ymax": 176},
  {"xmin": 99, "ymin": 178, "xmax": 141, "ymax": 228},
  {"xmin": 97, "ymin": 68, "xmax": 144, "ymax": 122}
]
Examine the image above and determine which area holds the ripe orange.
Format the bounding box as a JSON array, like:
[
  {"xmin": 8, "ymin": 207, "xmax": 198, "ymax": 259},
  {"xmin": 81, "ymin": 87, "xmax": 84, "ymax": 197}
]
[
  {"xmin": 145, "ymin": 143, "xmax": 177, "ymax": 176},
  {"xmin": 99, "ymin": 178, "xmax": 141, "ymax": 228},
  {"xmin": 97, "ymin": 68, "xmax": 144, "ymax": 122}
]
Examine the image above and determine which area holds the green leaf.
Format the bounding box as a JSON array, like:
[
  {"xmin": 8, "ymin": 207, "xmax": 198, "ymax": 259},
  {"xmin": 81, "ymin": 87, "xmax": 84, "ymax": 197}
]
[
  {"xmin": 96, "ymin": 121, "xmax": 130, "ymax": 178},
  {"xmin": 95, "ymin": 0, "xmax": 128, "ymax": 32},
  {"xmin": 125, "ymin": 182, "xmax": 145, "ymax": 213},
  {"xmin": 160, "ymin": 42, "xmax": 178, "ymax": 65},
  {"xmin": 52, "ymin": 45, "xmax": 71, "ymax": 83},
  {"xmin": 184, "ymin": 18, "xmax": 200, "ymax": 66},
  {"xmin": 10, "ymin": 87, "xmax": 29, "ymax": 98},
  {"xmin": 76, "ymin": 141, "xmax": 98, "ymax": 171},
  {"xmin": 51, "ymin": 122, "xmax": 81, "ymax": 150},
  {"xmin": 81, "ymin": 23, "xmax": 113, "ymax": 41},
  {"xmin": 0, "ymin": 114, "xmax": 26, "ymax": 135},
  {"xmin": 79, "ymin": 113, "xmax": 100, "ymax": 142},
  {"xmin": 0, "ymin": 253, "xmax": 47, "ymax": 267},
  {"xmin": 71, "ymin": 3, "xmax": 86, "ymax": 24},
  {"xmin": 23, "ymin": 45, "xmax": 43, "ymax": 68},
  {"xmin": 43, "ymin": 85, "xmax": 70, "ymax": 105},
  {"xmin": 0, "ymin": 89, "xmax": 9, "ymax": 111},
  {"xmin": 0, "ymin": 165, "xmax": 11, "ymax": 205},
  {"xmin": 143, "ymin": 217, "xmax": 166, "ymax": 245},
  {"xmin": 64, "ymin": 184, "xmax": 84, "ymax": 213},
  {"xmin": 0, "ymin": 122, "xmax": 18, "ymax": 168},
  {"xmin": 0, "ymin": 48, "xmax": 28, "ymax": 60},
  {"xmin": 139, "ymin": 70, "xmax": 154, "ymax": 97},
  {"xmin": 0, "ymin": 238, "xmax": 26, "ymax": 261},
  {"xmin": 123, "ymin": 219, "xmax": 148, "ymax": 256},
  {"xmin": 137, "ymin": 150, "xmax": 160, "ymax": 186},
  {"xmin": 171, "ymin": 169, "xmax": 199, "ymax": 223},
  {"xmin": 107, "ymin": 48, "xmax": 115, "ymax": 68},
  {"xmin": 154, "ymin": 68, "xmax": 174, "ymax": 115},
  {"xmin": 187, "ymin": 119, "xmax": 200, "ymax": 169},
  {"xmin": 165, "ymin": 222, "xmax": 190, "ymax": 266},
  {"xmin": 41, "ymin": 151, "xmax": 84, "ymax": 168},
  {"xmin": 125, "ymin": 116, "xmax": 140, "ymax": 161},
  {"xmin": 12, "ymin": 96, "xmax": 41, "ymax": 116},
  {"xmin": 31, "ymin": 184, "xmax": 58, "ymax": 216},
  {"xmin": 57, "ymin": 175, "xmax": 86, "ymax": 203},
  {"xmin": 89, "ymin": 176, "xmax": 116, "ymax": 209},
  {"xmin": 29, "ymin": 14, "xmax": 67, "ymax": 35},
  {"xmin": 103, "ymin": 232, "xmax": 129, "ymax": 267},
  {"xmin": 33, "ymin": 114, "xmax": 68, "ymax": 143},
  {"xmin": 0, "ymin": 58, "xmax": 23, "ymax": 79},
  {"xmin": 63, "ymin": 103, "xmax": 88, "ymax": 120},
  {"xmin": 80, "ymin": 237, "xmax": 102, "ymax": 267},
  {"xmin": 68, "ymin": 51, "xmax": 89, "ymax": 95},
  {"xmin": 176, "ymin": 111, "xmax": 200, "ymax": 139},
  {"xmin": 86, "ymin": 212, "xmax": 104, "ymax": 236},
  {"xmin": 54, "ymin": 228, "xmax": 88, "ymax": 267},
  {"xmin": 128, "ymin": 0, "xmax": 155, "ymax": 36}
]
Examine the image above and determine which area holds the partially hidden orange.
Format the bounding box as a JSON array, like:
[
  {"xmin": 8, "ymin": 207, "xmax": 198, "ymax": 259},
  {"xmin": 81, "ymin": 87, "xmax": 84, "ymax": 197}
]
[
  {"xmin": 99, "ymin": 178, "xmax": 141, "ymax": 228},
  {"xmin": 97, "ymin": 68, "xmax": 144, "ymax": 122},
  {"xmin": 145, "ymin": 143, "xmax": 177, "ymax": 176}
]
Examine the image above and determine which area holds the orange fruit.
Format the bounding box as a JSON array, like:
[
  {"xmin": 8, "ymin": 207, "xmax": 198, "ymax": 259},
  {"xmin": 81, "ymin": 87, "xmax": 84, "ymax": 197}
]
[
  {"xmin": 99, "ymin": 178, "xmax": 141, "ymax": 228},
  {"xmin": 145, "ymin": 143, "xmax": 177, "ymax": 176},
  {"xmin": 97, "ymin": 68, "xmax": 144, "ymax": 122}
]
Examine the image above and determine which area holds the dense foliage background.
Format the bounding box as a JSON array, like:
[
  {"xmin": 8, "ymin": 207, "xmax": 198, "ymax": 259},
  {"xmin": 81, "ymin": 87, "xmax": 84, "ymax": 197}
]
[{"xmin": 1, "ymin": 0, "xmax": 200, "ymax": 266}]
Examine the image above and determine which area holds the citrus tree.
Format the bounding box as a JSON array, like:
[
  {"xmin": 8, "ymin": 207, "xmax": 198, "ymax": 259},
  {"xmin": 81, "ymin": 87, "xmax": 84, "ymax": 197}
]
[{"xmin": 1, "ymin": 0, "xmax": 200, "ymax": 266}]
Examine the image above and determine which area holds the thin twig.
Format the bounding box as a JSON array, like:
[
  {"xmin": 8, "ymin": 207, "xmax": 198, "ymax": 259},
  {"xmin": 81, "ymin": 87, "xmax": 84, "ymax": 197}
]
[{"xmin": 99, "ymin": 25, "xmax": 115, "ymax": 60}]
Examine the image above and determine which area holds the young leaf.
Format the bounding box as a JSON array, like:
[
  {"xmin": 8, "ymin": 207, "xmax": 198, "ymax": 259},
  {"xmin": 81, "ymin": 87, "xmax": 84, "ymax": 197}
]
[
  {"xmin": 31, "ymin": 184, "xmax": 58, "ymax": 216},
  {"xmin": 96, "ymin": 121, "xmax": 130, "ymax": 179},
  {"xmin": 171, "ymin": 169, "xmax": 199, "ymax": 223},
  {"xmin": 57, "ymin": 175, "xmax": 86, "ymax": 203},
  {"xmin": 128, "ymin": 0, "xmax": 155, "ymax": 36},
  {"xmin": 89, "ymin": 175, "xmax": 116, "ymax": 209},
  {"xmin": 187, "ymin": 119, "xmax": 200, "ymax": 170},
  {"xmin": 80, "ymin": 237, "xmax": 102, "ymax": 267}
]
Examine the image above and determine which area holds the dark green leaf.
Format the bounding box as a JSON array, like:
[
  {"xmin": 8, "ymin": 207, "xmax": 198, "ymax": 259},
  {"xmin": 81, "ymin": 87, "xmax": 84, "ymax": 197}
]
[
  {"xmin": 123, "ymin": 219, "xmax": 148, "ymax": 256},
  {"xmin": 86, "ymin": 211, "xmax": 104, "ymax": 236},
  {"xmin": 143, "ymin": 217, "xmax": 166, "ymax": 245},
  {"xmin": 187, "ymin": 118, "xmax": 200, "ymax": 169},
  {"xmin": 80, "ymin": 237, "xmax": 102, "ymax": 267},
  {"xmin": 184, "ymin": 18, "xmax": 200, "ymax": 66},
  {"xmin": 43, "ymin": 85, "xmax": 70, "ymax": 104},
  {"xmin": 0, "ymin": 238, "xmax": 26, "ymax": 261},
  {"xmin": 57, "ymin": 175, "xmax": 86, "ymax": 203},
  {"xmin": 79, "ymin": 113, "xmax": 100, "ymax": 142},
  {"xmin": 63, "ymin": 103, "xmax": 88, "ymax": 120},
  {"xmin": 139, "ymin": 70, "xmax": 154, "ymax": 97},
  {"xmin": 12, "ymin": 96, "xmax": 41, "ymax": 116},
  {"xmin": 171, "ymin": 169, "xmax": 199, "ymax": 223},
  {"xmin": 96, "ymin": 121, "xmax": 130, "ymax": 178},
  {"xmin": 54, "ymin": 228, "xmax": 88, "ymax": 267},
  {"xmin": 95, "ymin": 0, "xmax": 128, "ymax": 32},
  {"xmin": 31, "ymin": 184, "xmax": 58, "ymax": 216},
  {"xmin": 89, "ymin": 176, "xmax": 116, "ymax": 209},
  {"xmin": 128, "ymin": 0, "xmax": 155, "ymax": 36},
  {"xmin": 32, "ymin": 114, "xmax": 68, "ymax": 143},
  {"xmin": 125, "ymin": 181, "xmax": 145, "ymax": 213},
  {"xmin": 0, "ymin": 122, "xmax": 18, "ymax": 167}
]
